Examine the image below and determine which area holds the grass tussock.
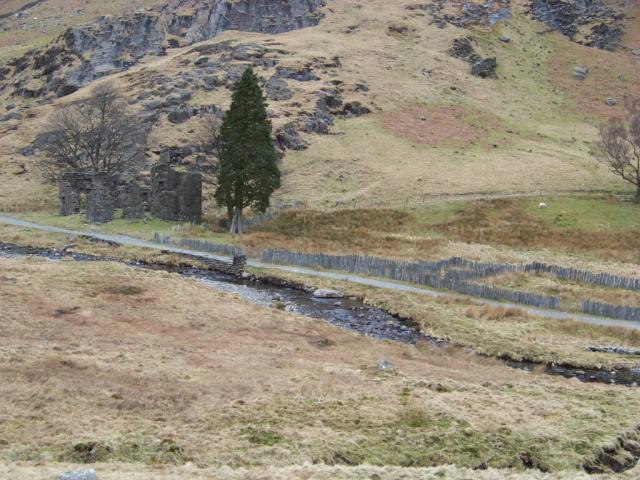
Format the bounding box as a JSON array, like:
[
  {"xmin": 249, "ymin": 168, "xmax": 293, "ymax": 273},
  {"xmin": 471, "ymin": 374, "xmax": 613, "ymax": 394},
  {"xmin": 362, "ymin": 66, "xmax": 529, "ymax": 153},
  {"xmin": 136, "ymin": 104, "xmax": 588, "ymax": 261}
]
[
  {"xmin": 433, "ymin": 199, "xmax": 640, "ymax": 263},
  {"xmin": 466, "ymin": 305, "xmax": 527, "ymax": 321},
  {"xmin": 244, "ymin": 208, "xmax": 444, "ymax": 257}
]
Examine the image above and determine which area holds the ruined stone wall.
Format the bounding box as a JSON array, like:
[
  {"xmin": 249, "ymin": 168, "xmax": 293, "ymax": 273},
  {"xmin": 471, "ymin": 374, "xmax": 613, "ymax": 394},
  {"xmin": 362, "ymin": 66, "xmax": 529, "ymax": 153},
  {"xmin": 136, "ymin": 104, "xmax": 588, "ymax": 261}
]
[
  {"xmin": 119, "ymin": 181, "xmax": 146, "ymax": 219},
  {"xmin": 150, "ymin": 164, "xmax": 202, "ymax": 223},
  {"xmin": 58, "ymin": 172, "xmax": 92, "ymax": 216},
  {"xmin": 85, "ymin": 174, "xmax": 115, "ymax": 224}
]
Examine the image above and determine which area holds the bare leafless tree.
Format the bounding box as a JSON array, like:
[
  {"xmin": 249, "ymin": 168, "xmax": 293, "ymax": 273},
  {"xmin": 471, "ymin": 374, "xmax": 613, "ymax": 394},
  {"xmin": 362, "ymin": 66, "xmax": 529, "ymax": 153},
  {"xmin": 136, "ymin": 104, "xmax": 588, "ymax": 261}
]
[
  {"xmin": 198, "ymin": 113, "xmax": 223, "ymax": 159},
  {"xmin": 598, "ymin": 98, "xmax": 640, "ymax": 203},
  {"xmin": 38, "ymin": 82, "xmax": 145, "ymax": 182}
]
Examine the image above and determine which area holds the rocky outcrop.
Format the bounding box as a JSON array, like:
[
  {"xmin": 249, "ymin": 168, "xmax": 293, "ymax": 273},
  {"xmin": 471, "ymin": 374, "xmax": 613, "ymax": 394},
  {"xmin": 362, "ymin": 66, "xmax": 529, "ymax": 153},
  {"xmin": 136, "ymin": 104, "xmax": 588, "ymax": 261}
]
[
  {"xmin": 2, "ymin": 0, "xmax": 325, "ymax": 100},
  {"xmin": 164, "ymin": 0, "xmax": 325, "ymax": 43},
  {"xmin": 407, "ymin": 0, "xmax": 511, "ymax": 29},
  {"xmin": 448, "ymin": 37, "xmax": 498, "ymax": 79},
  {"xmin": 529, "ymin": 0, "xmax": 626, "ymax": 51}
]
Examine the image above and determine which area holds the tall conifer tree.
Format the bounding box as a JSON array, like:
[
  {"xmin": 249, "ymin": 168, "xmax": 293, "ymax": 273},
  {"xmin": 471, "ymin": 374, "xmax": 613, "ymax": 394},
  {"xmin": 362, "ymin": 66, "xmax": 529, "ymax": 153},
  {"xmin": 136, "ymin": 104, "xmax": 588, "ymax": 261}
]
[{"xmin": 215, "ymin": 67, "xmax": 280, "ymax": 235}]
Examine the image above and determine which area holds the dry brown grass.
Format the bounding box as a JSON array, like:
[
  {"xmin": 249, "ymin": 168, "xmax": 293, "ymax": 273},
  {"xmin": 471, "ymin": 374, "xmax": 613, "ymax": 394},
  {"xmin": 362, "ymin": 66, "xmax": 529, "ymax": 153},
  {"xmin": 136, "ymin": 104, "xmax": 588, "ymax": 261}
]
[
  {"xmin": 381, "ymin": 105, "xmax": 499, "ymax": 146},
  {"xmin": 546, "ymin": 30, "xmax": 640, "ymax": 120},
  {"xmin": 240, "ymin": 208, "xmax": 445, "ymax": 258},
  {"xmin": 465, "ymin": 305, "xmax": 527, "ymax": 321},
  {"xmin": 2, "ymin": 256, "xmax": 640, "ymax": 474},
  {"xmin": 431, "ymin": 199, "xmax": 640, "ymax": 263}
]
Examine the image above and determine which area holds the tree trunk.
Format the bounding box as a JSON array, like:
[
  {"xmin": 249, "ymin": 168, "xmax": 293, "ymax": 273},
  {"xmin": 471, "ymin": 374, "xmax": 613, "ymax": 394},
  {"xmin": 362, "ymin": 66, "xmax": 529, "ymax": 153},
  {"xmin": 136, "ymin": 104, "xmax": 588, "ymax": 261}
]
[
  {"xmin": 229, "ymin": 208, "xmax": 244, "ymax": 235},
  {"xmin": 227, "ymin": 204, "xmax": 234, "ymax": 223}
]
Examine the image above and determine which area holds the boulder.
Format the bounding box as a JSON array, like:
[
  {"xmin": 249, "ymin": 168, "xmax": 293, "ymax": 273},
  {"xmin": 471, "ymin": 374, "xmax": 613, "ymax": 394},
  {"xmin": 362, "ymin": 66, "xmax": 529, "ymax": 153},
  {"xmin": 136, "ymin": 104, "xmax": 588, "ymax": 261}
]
[
  {"xmin": 574, "ymin": 65, "xmax": 588, "ymax": 80},
  {"xmin": 194, "ymin": 55, "xmax": 210, "ymax": 66},
  {"xmin": 167, "ymin": 106, "xmax": 196, "ymax": 123},
  {"xmin": 341, "ymin": 101, "xmax": 370, "ymax": 117},
  {"xmin": 266, "ymin": 77, "xmax": 294, "ymax": 101},
  {"xmin": 275, "ymin": 65, "xmax": 319, "ymax": 81},
  {"xmin": 605, "ymin": 97, "xmax": 618, "ymax": 106},
  {"xmin": 448, "ymin": 37, "xmax": 480, "ymax": 64},
  {"xmin": 275, "ymin": 123, "xmax": 308, "ymax": 151},
  {"xmin": 58, "ymin": 468, "xmax": 97, "ymax": 480},
  {"xmin": 313, "ymin": 289, "xmax": 344, "ymax": 299},
  {"xmin": 471, "ymin": 57, "xmax": 497, "ymax": 78}
]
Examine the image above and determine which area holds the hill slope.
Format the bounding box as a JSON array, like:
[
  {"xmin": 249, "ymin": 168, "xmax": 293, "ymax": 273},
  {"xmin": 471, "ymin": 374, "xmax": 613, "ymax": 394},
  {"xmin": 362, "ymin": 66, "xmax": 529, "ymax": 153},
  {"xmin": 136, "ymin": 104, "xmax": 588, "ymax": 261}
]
[{"xmin": 0, "ymin": 0, "xmax": 638, "ymax": 212}]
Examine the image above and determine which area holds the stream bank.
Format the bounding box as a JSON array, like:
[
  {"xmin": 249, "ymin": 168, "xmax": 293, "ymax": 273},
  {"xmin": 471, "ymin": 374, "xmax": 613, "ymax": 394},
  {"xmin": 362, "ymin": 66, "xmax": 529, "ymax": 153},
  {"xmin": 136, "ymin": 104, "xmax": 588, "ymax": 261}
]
[{"xmin": 1, "ymin": 241, "xmax": 639, "ymax": 387}]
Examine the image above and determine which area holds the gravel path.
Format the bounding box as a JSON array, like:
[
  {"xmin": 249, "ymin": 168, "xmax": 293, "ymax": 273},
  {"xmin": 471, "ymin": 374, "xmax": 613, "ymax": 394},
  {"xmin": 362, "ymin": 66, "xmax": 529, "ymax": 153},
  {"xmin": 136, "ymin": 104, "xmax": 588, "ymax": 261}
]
[{"xmin": 2, "ymin": 214, "xmax": 638, "ymax": 330}]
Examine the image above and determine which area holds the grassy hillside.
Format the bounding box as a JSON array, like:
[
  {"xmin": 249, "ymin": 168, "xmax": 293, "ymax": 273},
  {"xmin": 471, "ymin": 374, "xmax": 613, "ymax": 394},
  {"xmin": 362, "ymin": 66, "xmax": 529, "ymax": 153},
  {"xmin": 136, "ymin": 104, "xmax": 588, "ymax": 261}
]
[{"xmin": 0, "ymin": 0, "xmax": 638, "ymax": 214}]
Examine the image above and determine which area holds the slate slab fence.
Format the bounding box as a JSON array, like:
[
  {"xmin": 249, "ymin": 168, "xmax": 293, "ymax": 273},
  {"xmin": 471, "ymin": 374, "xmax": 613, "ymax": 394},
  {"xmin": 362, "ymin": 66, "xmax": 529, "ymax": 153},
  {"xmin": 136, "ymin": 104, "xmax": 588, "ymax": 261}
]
[
  {"xmin": 145, "ymin": 240, "xmax": 639, "ymax": 320},
  {"xmin": 582, "ymin": 301, "xmax": 640, "ymax": 322},
  {"xmin": 261, "ymin": 249, "xmax": 561, "ymax": 309},
  {"xmin": 153, "ymin": 233, "xmax": 243, "ymax": 257},
  {"xmin": 525, "ymin": 262, "xmax": 640, "ymax": 292}
]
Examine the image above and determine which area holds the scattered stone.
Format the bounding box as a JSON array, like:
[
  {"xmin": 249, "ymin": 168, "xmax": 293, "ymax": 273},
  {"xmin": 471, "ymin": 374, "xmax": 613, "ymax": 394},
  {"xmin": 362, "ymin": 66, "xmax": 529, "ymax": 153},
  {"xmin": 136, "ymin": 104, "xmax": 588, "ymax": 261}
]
[
  {"xmin": 203, "ymin": 76, "xmax": 221, "ymax": 91},
  {"xmin": 354, "ymin": 81, "xmax": 369, "ymax": 92},
  {"xmin": 538, "ymin": 202, "xmax": 548, "ymax": 209},
  {"xmin": 313, "ymin": 289, "xmax": 344, "ymax": 299},
  {"xmin": 58, "ymin": 468, "xmax": 97, "ymax": 480},
  {"xmin": 605, "ymin": 97, "xmax": 618, "ymax": 106},
  {"xmin": 377, "ymin": 360, "xmax": 395, "ymax": 371},
  {"xmin": 275, "ymin": 65, "xmax": 319, "ymax": 81},
  {"xmin": 574, "ymin": 65, "xmax": 588, "ymax": 80},
  {"xmin": 177, "ymin": 89, "xmax": 192, "ymax": 101},
  {"xmin": 448, "ymin": 37, "xmax": 480, "ymax": 64},
  {"xmin": 471, "ymin": 57, "xmax": 497, "ymax": 79},
  {"xmin": 167, "ymin": 106, "xmax": 196, "ymax": 124},
  {"xmin": 530, "ymin": 0, "xmax": 624, "ymax": 51},
  {"xmin": 341, "ymin": 101, "xmax": 370, "ymax": 117},
  {"xmin": 144, "ymin": 99, "xmax": 165, "ymax": 111},
  {"xmin": 194, "ymin": 55, "xmax": 210, "ymax": 66},
  {"xmin": 499, "ymin": 34, "xmax": 511, "ymax": 43},
  {"xmin": 587, "ymin": 346, "xmax": 640, "ymax": 356},
  {"xmin": 266, "ymin": 77, "xmax": 294, "ymax": 101},
  {"xmin": 275, "ymin": 122, "xmax": 308, "ymax": 151}
]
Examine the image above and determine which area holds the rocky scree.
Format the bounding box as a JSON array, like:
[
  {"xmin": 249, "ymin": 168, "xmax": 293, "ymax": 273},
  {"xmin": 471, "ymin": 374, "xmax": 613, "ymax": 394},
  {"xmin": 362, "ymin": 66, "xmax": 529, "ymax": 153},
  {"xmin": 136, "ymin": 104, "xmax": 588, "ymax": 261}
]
[{"xmin": 528, "ymin": 0, "xmax": 628, "ymax": 51}]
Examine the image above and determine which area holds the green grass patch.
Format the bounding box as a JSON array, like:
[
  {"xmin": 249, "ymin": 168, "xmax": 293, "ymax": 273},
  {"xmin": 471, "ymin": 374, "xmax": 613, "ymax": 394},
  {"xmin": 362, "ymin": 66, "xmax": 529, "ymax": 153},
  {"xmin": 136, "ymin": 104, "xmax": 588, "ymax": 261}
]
[
  {"xmin": 10, "ymin": 438, "xmax": 190, "ymax": 465},
  {"xmin": 526, "ymin": 197, "xmax": 640, "ymax": 232},
  {"xmin": 242, "ymin": 428, "xmax": 284, "ymax": 446}
]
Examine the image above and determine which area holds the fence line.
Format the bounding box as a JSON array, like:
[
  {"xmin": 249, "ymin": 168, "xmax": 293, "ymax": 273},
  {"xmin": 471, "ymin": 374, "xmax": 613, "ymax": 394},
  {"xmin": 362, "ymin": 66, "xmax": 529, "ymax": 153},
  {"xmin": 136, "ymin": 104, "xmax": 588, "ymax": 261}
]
[
  {"xmin": 145, "ymin": 238, "xmax": 639, "ymax": 318},
  {"xmin": 261, "ymin": 249, "xmax": 560, "ymax": 309},
  {"xmin": 153, "ymin": 233, "xmax": 243, "ymax": 257},
  {"xmin": 582, "ymin": 301, "xmax": 640, "ymax": 322}
]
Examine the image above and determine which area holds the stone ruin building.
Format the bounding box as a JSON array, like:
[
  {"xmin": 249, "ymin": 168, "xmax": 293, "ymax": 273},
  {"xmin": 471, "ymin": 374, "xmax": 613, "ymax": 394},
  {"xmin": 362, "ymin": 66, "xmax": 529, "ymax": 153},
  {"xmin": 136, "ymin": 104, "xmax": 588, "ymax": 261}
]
[
  {"xmin": 58, "ymin": 164, "xmax": 203, "ymax": 224},
  {"xmin": 150, "ymin": 164, "xmax": 203, "ymax": 223},
  {"xmin": 59, "ymin": 172, "xmax": 115, "ymax": 224}
]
